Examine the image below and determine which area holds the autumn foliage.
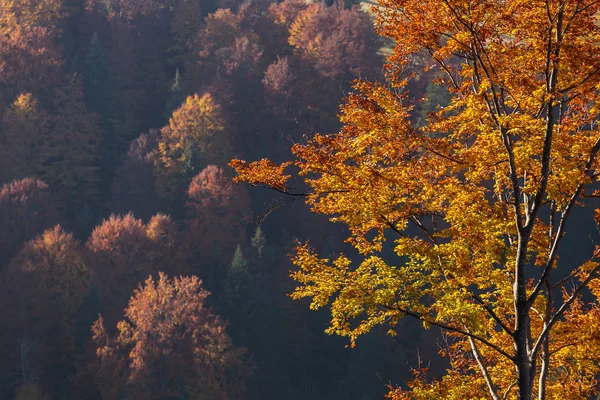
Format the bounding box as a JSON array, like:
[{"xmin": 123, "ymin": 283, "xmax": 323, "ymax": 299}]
[
  {"xmin": 0, "ymin": 178, "xmax": 61, "ymax": 265},
  {"xmin": 1, "ymin": 226, "xmax": 88, "ymax": 392},
  {"xmin": 87, "ymin": 213, "xmax": 179, "ymax": 328},
  {"xmin": 155, "ymin": 93, "xmax": 230, "ymax": 199},
  {"xmin": 93, "ymin": 273, "xmax": 249, "ymax": 400},
  {"xmin": 184, "ymin": 165, "xmax": 250, "ymax": 279},
  {"xmin": 232, "ymin": 0, "xmax": 600, "ymax": 398},
  {"xmin": 0, "ymin": 0, "xmax": 465, "ymax": 398},
  {"xmin": 288, "ymin": 1, "xmax": 380, "ymax": 79}
]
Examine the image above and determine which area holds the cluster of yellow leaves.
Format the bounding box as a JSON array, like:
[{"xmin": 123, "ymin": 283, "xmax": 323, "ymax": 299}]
[
  {"xmin": 158, "ymin": 93, "xmax": 227, "ymax": 170},
  {"xmin": 155, "ymin": 93, "xmax": 231, "ymax": 198},
  {"xmin": 0, "ymin": 0, "xmax": 63, "ymax": 35},
  {"xmin": 230, "ymin": 158, "xmax": 292, "ymax": 192}
]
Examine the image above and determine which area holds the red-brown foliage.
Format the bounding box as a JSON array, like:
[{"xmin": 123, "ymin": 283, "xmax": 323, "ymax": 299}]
[
  {"xmin": 288, "ymin": 2, "xmax": 381, "ymax": 80},
  {"xmin": 188, "ymin": 8, "xmax": 263, "ymax": 91},
  {"xmin": 262, "ymin": 56, "xmax": 296, "ymax": 116},
  {"xmin": 86, "ymin": 213, "xmax": 180, "ymax": 329},
  {"xmin": 268, "ymin": 0, "xmax": 310, "ymax": 28},
  {"xmin": 184, "ymin": 166, "xmax": 250, "ymax": 275},
  {"xmin": 0, "ymin": 226, "xmax": 88, "ymax": 393},
  {"xmin": 93, "ymin": 273, "xmax": 250, "ymax": 400},
  {"xmin": 111, "ymin": 130, "xmax": 161, "ymax": 220},
  {"xmin": 0, "ymin": 178, "xmax": 61, "ymax": 266},
  {"xmin": 0, "ymin": 26, "xmax": 63, "ymax": 110}
]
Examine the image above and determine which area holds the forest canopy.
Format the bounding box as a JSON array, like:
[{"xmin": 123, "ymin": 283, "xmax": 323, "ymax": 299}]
[
  {"xmin": 2, "ymin": 0, "xmax": 600, "ymax": 399},
  {"xmin": 0, "ymin": 0, "xmax": 409, "ymax": 399}
]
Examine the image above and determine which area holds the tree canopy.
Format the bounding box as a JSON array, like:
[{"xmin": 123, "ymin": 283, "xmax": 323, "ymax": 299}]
[{"xmin": 231, "ymin": 0, "xmax": 600, "ymax": 398}]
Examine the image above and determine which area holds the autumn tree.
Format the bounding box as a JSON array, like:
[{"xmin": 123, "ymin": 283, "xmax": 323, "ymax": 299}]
[
  {"xmin": 268, "ymin": 0, "xmax": 310, "ymax": 29},
  {"xmin": 183, "ymin": 165, "xmax": 250, "ymax": 285},
  {"xmin": 188, "ymin": 8, "xmax": 241, "ymax": 84},
  {"xmin": 110, "ymin": 130, "xmax": 161, "ymax": 220},
  {"xmin": 1, "ymin": 226, "xmax": 88, "ymax": 397},
  {"xmin": 92, "ymin": 273, "xmax": 249, "ymax": 400},
  {"xmin": 231, "ymin": 0, "xmax": 600, "ymax": 398},
  {"xmin": 0, "ymin": 94, "xmax": 49, "ymax": 183},
  {"xmin": 288, "ymin": 1, "xmax": 381, "ymax": 80},
  {"xmin": 0, "ymin": 0, "xmax": 63, "ymax": 34},
  {"xmin": 0, "ymin": 178, "xmax": 61, "ymax": 266},
  {"xmin": 263, "ymin": 56, "xmax": 295, "ymax": 106},
  {"xmin": 86, "ymin": 213, "xmax": 179, "ymax": 329},
  {"xmin": 264, "ymin": 0, "xmax": 384, "ymax": 139},
  {"xmin": 165, "ymin": 68, "xmax": 184, "ymax": 120},
  {"xmin": 0, "ymin": 0, "xmax": 64, "ymax": 109},
  {"xmin": 155, "ymin": 93, "xmax": 231, "ymax": 202}
]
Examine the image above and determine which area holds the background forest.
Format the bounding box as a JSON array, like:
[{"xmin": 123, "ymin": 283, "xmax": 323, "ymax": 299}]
[{"xmin": 0, "ymin": 0, "xmax": 451, "ymax": 399}]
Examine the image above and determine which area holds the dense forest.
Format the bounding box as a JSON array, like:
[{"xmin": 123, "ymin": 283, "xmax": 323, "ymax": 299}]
[
  {"xmin": 4, "ymin": 0, "xmax": 600, "ymax": 399},
  {"xmin": 0, "ymin": 0, "xmax": 446, "ymax": 399}
]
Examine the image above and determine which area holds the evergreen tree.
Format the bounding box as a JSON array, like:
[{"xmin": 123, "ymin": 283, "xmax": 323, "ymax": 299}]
[
  {"xmin": 251, "ymin": 225, "xmax": 267, "ymax": 259},
  {"xmin": 164, "ymin": 68, "xmax": 184, "ymax": 121},
  {"xmin": 224, "ymin": 245, "xmax": 251, "ymax": 302},
  {"xmin": 44, "ymin": 74, "xmax": 101, "ymax": 216},
  {"xmin": 222, "ymin": 245, "xmax": 261, "ymax": 343},
  {"xmin": 83, "ymin": 32, "xmax": 109, "ymax": 118},
  {"xmin": 83, "ymin": 32, "xmax": 116, "ymax": 212}
]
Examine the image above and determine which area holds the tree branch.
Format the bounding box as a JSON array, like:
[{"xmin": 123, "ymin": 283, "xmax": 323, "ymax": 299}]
[
  {"xmin": 502, "ymin": 380, "xmax": 518, "ymax": 400},
  {"xmin": 469, "ymin": 336, "xmax": 501, "ymax": 400},
  {"xmin": 387, "ymin": 304, "xmax": 515, "ymax": 361},
  {"xmin": 470, "ymin": 293, "xmax": 514, "ymax": 336},
  {"xmin": 529, "ymin": 136, "xmax": 600, "ymax": 304},
  {"xmin": 530, "ymin": 264, "xmax": 600, "ymax": 360}
]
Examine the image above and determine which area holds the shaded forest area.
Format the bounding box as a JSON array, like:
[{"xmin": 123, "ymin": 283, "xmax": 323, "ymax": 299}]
[{"xmin": 0, "ymin": 0, "xmax": 448, "ymax": 399}]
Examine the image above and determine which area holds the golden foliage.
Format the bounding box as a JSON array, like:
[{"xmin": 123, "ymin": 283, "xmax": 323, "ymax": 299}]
[
  {"xmin": 156, "ymin": 93, "xmax": 230, "ymax": 198},
  {"xmin": 232, "ymin": 0, "xmax": 600, "ymax": 398}
]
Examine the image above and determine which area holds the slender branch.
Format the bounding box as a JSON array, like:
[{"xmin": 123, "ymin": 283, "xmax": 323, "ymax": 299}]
[
  {"xmin": 382, "ymin": 215, "xmax": 406, "ymax": 237},
  {"xmin": 529, "ymin": 136, "xmax": 600, "ymax": 304},
  {"xmin": 470, "ymin": 293, "xmax": 514, "ymax": 336},
  {"xmin": 386, "ymin": 304, "xmax": 515, "ymax": 361},
  {"xmin": 527, "ymin": 189, "xmax": 578, "ymax": 303},
  {"xmin": 502, "ymin": 380, "xmax": 518, "ymax": 400},
  {"xmin": 500, "ymin": 127, "xmax": 524, "ymax": 231},
  {"xmin": 548, "ymin": 342, "xmax": 577, "ymax": 356},
  {"xmin": 425, "ymin": 146, "xmax": 468, "ymax": 165},
  {"xmin": 426, "ymin": 47, "xmax": 462, "ymax": 92},
  {"xmin": 530, "ymin": 264, "xmax": 600, "ymax": 360},
  {"xmin": 559, "ymin": 65, "xmax": 600, "ymax": 94},
  {"xmin": 526, "ymin": 5, "xmax": 563, "ymax": 233},
  {"xmin": 409, "ymin": 216, "xmax": 437, "ymax": 244},
  {"xmin": 537, "ymin": 270, "xmax": 552, "ymax": 400},
  {"xmin": 468, "ymin": 336, "xmax": 501, "ymax": 400}
]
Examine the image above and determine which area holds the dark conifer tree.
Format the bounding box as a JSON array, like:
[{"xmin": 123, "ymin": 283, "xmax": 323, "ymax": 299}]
[
  {"xmin": 83, "ymin": 33, "xmax": 109, "ymax": 120},
  {"xmin": 164, "ymin": 68, "xmax": 184, "ymax": 122}
]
